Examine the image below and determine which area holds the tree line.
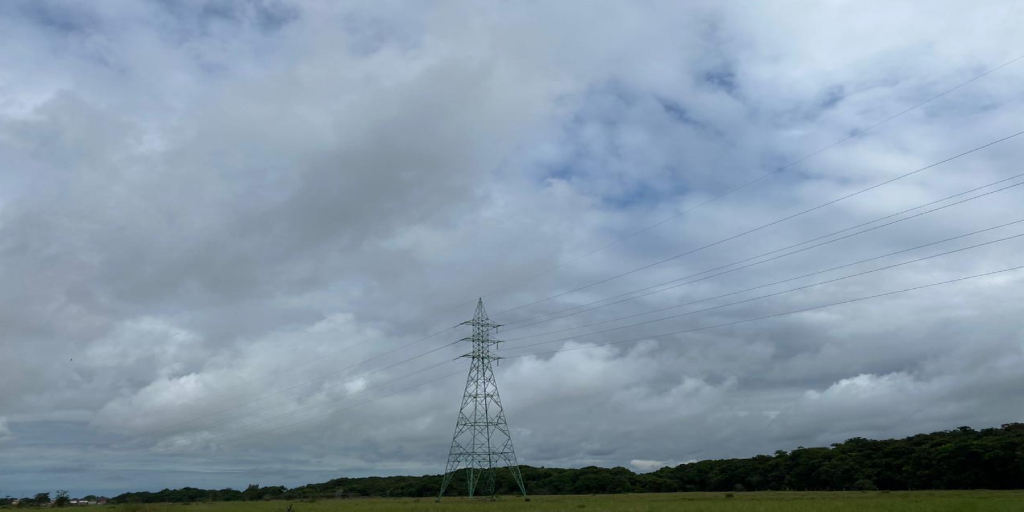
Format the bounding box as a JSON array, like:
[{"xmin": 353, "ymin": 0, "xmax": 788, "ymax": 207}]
[
  {"xmin": 103, "ymin": 423, "xmax": 1024, "ymax": 503},
  {"xmin": 1, "ymin": 491, "xmax": 77, "ymax": 508}
]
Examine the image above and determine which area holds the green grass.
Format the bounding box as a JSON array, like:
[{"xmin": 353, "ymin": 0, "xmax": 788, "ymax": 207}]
[{"xmin": 102, "ymin": 491, "xmax": 1024, "ymax": 511}]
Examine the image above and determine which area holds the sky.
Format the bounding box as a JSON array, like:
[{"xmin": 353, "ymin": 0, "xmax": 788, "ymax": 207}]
[{"xmin": 1, "ymin": 0, "xmax": 1024, "ymax": 499}]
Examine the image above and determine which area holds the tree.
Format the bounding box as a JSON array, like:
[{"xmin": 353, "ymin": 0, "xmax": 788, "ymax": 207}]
[
  {"xmin": 34, "ymin": 492, "xmax": 51, "ymax": 504},
  {"xmin": 242, "ymin": 484, "xmax": 261, "ymax": 501},
  {"xmin": 55, "ymin": 490, "xmax": 71, "ymax": 507}
]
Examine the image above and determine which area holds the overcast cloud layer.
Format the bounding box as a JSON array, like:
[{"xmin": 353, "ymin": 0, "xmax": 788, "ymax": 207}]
[{"xmin": 1, "ymin": 0, "xmax": 1024, "ymax": 498}]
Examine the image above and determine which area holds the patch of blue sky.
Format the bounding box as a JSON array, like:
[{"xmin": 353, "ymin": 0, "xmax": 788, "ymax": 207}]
[
  {"xmin": 540, "ymin": 156, "xmax": 690, "ymax": 211},
  {"xmin": 545, "ymin": 163, "xmax": 576, "ymax": 182},
  {"xmin": 602, "ymin": 179, "xmax": 683, "ymax": 210},
  {"xmin": 339, "ymin": 9, "xmax": 428, "ymax": 57},
  {"xmin": 702, "ymin": 68, "xmax": 738, "ymax": 95},
  {"xmin": 819, "ymin": 84, "xmax": 846, "ymax": 110},
  {"xmin": 158, "ymin": 0, "xmax": 299, "ymax": 35},
  {"xmin": 539, "ymin": 81, "xmax": 707, "ymax": 209},
  {"xmin": 654, "ymin": 95, "xmax": 723, "ymax": 140},
  {"xmin": 5, "ymin": 0, "xmax": 98, "ymax": 35}
]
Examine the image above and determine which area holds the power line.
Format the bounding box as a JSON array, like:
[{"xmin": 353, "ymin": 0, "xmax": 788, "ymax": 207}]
[
  {"xmin": 492, "ymin": 130, "xmax": 1023, "ymax": 317},
  {"xmin": 500, "ymin": 174, "xmax": 1024, "ymax": 331},
  {"xmin": 132, "ymin": 54, "xmax": 1019, "ymax": 450},
  {"xmin": 207, "ymin": 263, "xmax": 1024, "ymax": 447},
  {"xmin": 501, "ymin": 264, "xmax": 1024, "ymax": 357},
  {"xmin": 504, "ymin": 219, "xmax": 1024, "ymax": 341},
  {"xmin": 361, "ymin": 53, "xmax": 1024, "ymax": 325},
  {"xmin": 147, "ymin": 166, "xmax": 1024, "ymax": 443},
  {"xmin": 500, "ymin": 228, "xmax": 1024, "ymax": 346},
  {"xmin": 475, "ymin": 53, "xmax": 1024, "ymax": 304},
  {"xmin": 152, "ymin": 215, "xmax": 1024, "ymax": 442},
  {"xmin": 163, "ymin": 221, "xmax": 1024, "ymax": 443},
  {"xmin": 134, "ymin": 55, "xmax": 1024, "ymax": 448}
]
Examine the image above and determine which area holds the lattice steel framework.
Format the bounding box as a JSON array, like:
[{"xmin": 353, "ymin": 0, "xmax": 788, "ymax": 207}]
[{"xmin": 438, "ymin": 299, "xmax": 527, "ymax": 500}]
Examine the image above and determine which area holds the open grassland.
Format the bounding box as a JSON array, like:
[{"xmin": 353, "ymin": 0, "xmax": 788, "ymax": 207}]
[{"xmin": 103, "ymin": 491, "xmax": 1024, "ymax": 511}]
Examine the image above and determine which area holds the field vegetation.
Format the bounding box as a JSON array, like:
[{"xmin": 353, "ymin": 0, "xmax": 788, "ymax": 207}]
[{"xmin": 31, "ymin": 491, "xmax": 1024, "ymax": 512}]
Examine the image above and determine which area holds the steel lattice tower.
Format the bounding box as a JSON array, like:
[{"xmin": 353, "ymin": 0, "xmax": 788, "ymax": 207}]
[{"xmin": 437, "ymin": 299, "xmax": 527, "ymax": 500}]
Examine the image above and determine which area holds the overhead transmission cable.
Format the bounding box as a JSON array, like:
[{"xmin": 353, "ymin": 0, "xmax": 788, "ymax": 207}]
[
  {"xmin": 500, "ymin": 174, "xmax": 1024, "ymax": 331},
  {"xmin": 491, "ymin": 130, "xmax": 1024, "ymax": 318},
  {"xmin": 151, "ymin": 167, "xmax": 1024, "ymax": 441},
  {"xmin": 298, "ymin": 52, "xmax": 1023, "ymax": 331},
  {"xmin": 501, "ymin": 264, "xmax": 1024, "ymax": 356},
  {"xmin": 209, "ymin": 263, "xmax": 1024, "ymax": 446},
  {"xmin": 158, "ymin": 216, "xmax": 1024, "ymax": 444},
  {"xmin": 500, "ymin": 227, "xmax": 1024, "ymax": 347},
  {"xmin": 475, "ymin": 53, "xmax": 1024, "ymax": 305},
  {"xmin": 139, "ymin": 55, "xmax": 1023, "ymax": 445}
]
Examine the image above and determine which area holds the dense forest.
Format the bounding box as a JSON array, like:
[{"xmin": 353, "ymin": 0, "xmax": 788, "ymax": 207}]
[{"xmin": 109, "ymin": 423, "xmax": 1024, "ymax": 503}]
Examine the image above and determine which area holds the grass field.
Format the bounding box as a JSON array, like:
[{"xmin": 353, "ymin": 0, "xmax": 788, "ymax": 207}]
[{"xmin": 100, "ymin": 491, "xmax": 1024, "ymax": 511}]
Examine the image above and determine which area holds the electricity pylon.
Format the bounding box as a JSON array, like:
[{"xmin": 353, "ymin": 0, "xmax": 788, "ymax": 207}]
[{"xmin": 437, "ymin": 299, "xmax": 527, "ymax": 500}]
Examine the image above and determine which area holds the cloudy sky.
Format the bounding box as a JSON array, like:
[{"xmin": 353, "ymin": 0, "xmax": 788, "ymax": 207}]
[{"xmin": 2, "ymin": 0, "xmax": 1024, "ymax": 498}]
